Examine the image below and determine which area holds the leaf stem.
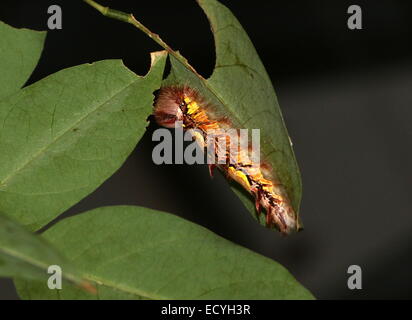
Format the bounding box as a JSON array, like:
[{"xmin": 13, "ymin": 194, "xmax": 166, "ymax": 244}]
[{"xmin": 82, "ymin": 0, "xmax": 199, "ymax": 75}]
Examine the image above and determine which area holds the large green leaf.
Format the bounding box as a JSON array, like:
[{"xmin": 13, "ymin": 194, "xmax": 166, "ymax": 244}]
[
  {"xmin": 0, "ymin": 213, "xmax": 93, "ymax": 292},
  {"xmin": 0, "ymin": 52, "xmax": 167, "ymax": 231},
  {"xmin": 15, "ymin": 206, "xmax": 313, "ymax": 299},
  {"xmin": 0, "ymin": 21, "xmax": 46, "ymax": 100},
  {"xmin": 163, "ymin": 0, "xmax": 302, "ymax": 227}
]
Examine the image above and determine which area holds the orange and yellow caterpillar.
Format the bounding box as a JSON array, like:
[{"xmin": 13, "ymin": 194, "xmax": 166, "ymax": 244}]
[{"xmin": 153, "ymin": 86, "xmax": 299, "ymax": 235}]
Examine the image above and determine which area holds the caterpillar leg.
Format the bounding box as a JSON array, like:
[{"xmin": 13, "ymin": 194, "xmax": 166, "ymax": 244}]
[
  {"xmin": 208, "ymin": 164, "xmax": 216, "ymax": 178},
  {"xmin": 265, "ymin": 208, "xmax": 272, "ymax": 227},
  {"xmin": 251, "ymin": 186, "xmax": 262, "ymax": 217}
]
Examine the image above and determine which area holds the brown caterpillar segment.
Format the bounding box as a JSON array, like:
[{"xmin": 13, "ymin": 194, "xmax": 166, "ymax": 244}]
[{"xmin": 153, "ymin": 86, "xmax": 299, "ymax": 235}]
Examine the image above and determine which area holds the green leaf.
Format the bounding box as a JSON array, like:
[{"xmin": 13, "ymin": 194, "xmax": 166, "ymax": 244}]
[
  {"xmin": 163, "ymin": 0, "xmax": 302, "ymax": 228},
  {"xmin": 0, "ymin": 213, "xmax": 93, "ymax": 292},
  {"xmin": 0, "ymin": 52, "xmax": 167, "ymax": 231},
  {"xmin": 15, "ymin": 206, "xmax": 313, "ymax": 299},
  {"xmin": 0, "ymin": 21, "xmax": 46, "ymax": 100}
]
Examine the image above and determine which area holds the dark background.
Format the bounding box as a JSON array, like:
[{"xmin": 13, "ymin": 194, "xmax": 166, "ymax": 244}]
[{"xmin": 0, "ymin": 0, "xmax": 411, "ymax": 299}]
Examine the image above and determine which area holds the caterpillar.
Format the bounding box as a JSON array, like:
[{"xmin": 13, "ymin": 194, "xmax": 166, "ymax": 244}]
[{"xmin": 153, "ymin": 86, "xmax": 299, "ymax": 235}]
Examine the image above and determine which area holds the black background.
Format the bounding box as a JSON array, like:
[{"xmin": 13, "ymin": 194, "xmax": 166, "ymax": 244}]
[{"xmin": 0, "ymin": 0, "xmax": 411, "ymax": 300}]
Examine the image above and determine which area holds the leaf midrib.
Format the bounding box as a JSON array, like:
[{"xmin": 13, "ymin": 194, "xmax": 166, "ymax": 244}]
[
  {"xmin": 0, "ymin": 246, "xmax": 50, "ymax": 272},
  {"xmin": 0, "ymin": 246, "xmax": 80, "ymax": 284},
  {"xmin": 81, "ymin": 274, "xmax": 166, "ymax": 300}
]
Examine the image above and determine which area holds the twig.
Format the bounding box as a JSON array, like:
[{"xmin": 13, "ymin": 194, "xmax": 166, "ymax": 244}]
[{"xmin": 82, "ymin": 0, "xmax": 198, "ymax": 74}]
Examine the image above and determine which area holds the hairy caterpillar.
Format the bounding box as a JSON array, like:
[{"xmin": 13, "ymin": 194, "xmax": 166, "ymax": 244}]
[{"xmin": 153, "ymin": 86, "xmax": 299, "ymax": 235}]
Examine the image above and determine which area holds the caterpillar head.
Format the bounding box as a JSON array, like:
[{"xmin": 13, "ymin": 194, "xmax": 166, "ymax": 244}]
[{"xmin": 153, "ymin": 87, "xmax": 186, "ymax": 128}]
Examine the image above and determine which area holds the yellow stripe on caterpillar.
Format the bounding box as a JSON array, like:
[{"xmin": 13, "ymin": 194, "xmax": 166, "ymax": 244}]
[
  {"xmin": 187, "ymin": 102, "xmax": 199, "ymax": 115},
  {"xmin": 184, "ymin": 96, "xmax": 192, "ymax": 104},
  {"xmin": 228, "ymin": 166, "xmax": 251, "ymax": 190}
]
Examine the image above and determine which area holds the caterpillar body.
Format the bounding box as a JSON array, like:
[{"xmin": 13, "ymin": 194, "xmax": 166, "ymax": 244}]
[{"xmin": 153, "ymin": 86, "xmax": 299, "ymax": 235}]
